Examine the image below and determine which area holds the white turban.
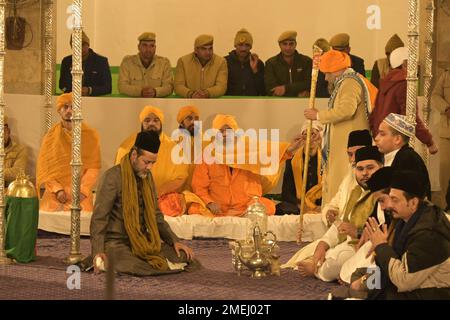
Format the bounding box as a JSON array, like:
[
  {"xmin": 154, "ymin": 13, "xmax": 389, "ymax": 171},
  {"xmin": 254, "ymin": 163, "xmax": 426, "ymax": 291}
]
[
  {"xmin": 301, "ymin": 120, "xmax": 323, "ymax": 135},
  {"xmin": 390, "ymin": 47, "xmax": 408, "ymax": 69}
]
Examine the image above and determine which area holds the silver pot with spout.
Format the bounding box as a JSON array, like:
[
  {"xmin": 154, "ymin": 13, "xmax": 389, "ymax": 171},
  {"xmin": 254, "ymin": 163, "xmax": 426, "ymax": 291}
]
[{"xmin": 236, "ymin": 223, "xmax": 275, "ymax": 278}]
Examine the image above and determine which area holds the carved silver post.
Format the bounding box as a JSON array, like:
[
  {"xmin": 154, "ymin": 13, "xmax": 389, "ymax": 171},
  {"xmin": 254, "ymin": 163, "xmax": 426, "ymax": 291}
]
[
  {"xmin": 406, "ymin": 0, "xmax": 420, "ymax": 149},
  {"xmin": 0, "ymin": 0, "xmax": 11, "ymax": 265},
  {"xmin": 422, "ymin": 0, "xmax": 435, "ymax": 164},
  {"xmin": 66, "ymin": 0, "xmax": 83, "ymax": 265},
  {"xmin": 43, "ymin": 0, "xmax": 55, "ymax": 132}
]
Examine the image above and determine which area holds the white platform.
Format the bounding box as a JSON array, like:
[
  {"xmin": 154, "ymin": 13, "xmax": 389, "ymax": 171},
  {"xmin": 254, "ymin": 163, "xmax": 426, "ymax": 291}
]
[{"xmin": 38, "ymin": 210, "xmax": 327, "ymax": 242}]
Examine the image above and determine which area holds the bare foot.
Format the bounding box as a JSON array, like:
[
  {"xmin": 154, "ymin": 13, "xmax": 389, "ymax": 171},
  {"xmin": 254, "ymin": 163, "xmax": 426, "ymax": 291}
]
[{"xmin": 297, "ymin": 260, "xmax": 316, "ymax": 277}]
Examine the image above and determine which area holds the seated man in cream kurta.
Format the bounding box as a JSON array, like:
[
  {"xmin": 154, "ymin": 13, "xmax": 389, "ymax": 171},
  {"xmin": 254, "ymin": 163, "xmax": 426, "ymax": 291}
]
[
  {"xmin": 36, "ymin": 93, "xmax": 101, "ymax": 212},
  {"xmin": 188, "ymin": 114, "xmax": 303, "ymax": 217},
  {"xmin": 283, "ymin": 146, "xmax": 383, "ymax": 282},
  {"xmin": 300, "ymin": 129, "xmax": 373, "ymax": 241},
  {"xmin": 115, "ymin": 106, "xmax": 189, "ymax": 217}
]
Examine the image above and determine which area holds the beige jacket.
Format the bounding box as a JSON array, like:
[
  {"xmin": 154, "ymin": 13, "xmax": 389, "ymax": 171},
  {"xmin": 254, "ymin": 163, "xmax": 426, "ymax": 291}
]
[
  {"xmin": 174, "ymin": 53, "xmax": 228, "ymax": 98},
  {"xmin": 5, "ymin": 140, "xmax": 27, "ymax": 186},
  {"xmin": 431, "ymin": 70, "xmax": 450, "ymax": 138},
  {"xmin": 118, "ymin": 54, "xmax": 173, "ymax": 97},
  {"xmin": 318, "ymin": 76, "xmax": 370, "ymax": 203}
]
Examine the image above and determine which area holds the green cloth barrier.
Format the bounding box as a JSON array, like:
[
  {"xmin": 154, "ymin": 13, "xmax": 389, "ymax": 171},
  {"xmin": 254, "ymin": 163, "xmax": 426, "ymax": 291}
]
[{"xmin": 5, "ymin": 196, "xmax": 39, "ymax": 263}]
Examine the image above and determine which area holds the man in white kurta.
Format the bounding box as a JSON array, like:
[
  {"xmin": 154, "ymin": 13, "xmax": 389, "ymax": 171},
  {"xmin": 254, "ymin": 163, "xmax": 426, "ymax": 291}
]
[
  {"xmin": 301, "ymin": 130, "xmax": 373, "ymax": 241},
  {"xmin": 339, "ymin": 167, "xmax": 393, "ymax": 284},
  {"xmin": 284, "ymin": 146, "xmax": 383, "ymax": 282}
]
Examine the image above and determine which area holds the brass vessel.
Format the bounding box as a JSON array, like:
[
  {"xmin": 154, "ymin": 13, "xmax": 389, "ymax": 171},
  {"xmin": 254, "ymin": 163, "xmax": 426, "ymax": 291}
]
[
  {"xmin": 6, "ymin": 171, "xmax": 37, "ymax": 198},
  {"xmin": 235, "ymin": 224, "xmax": 278, "ymax": 279}
]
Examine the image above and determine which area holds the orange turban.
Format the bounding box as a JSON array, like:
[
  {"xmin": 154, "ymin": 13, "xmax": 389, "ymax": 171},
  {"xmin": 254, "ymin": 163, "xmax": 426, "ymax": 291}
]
[
  {"xmin": 56, "ymin": 93, "xmax": 73, "ymax": 111},
  {"xmin": 212, "ymin": 114, "xmax": 238, "ymax": 130},
  {"xmin": 139, "ymin": 106, "xmax": 164, "ymax": 124},
  {"xmin": 319, "ymin": 50, "xmax": 351, "ymax": 73},
  {"xmin": 177, "ymin": 105, "xmax": 200, "ymax": 123}
]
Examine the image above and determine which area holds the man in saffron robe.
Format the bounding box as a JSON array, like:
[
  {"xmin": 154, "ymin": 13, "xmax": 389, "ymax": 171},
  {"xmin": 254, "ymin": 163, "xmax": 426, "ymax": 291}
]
[
  {"xmin": 115, "ymin": 106, "xmax": 189, "ymax": 217},
  {"xmin": 189, "ymin": 114, "xmax": 303, "ymax": 217},
  {"xmin": 36, "ymin": 93, "xmax": 101, "ymax": 212}
]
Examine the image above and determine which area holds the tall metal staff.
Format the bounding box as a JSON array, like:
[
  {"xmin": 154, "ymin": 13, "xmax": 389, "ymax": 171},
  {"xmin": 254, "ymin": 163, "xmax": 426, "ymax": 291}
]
[
  {"xmin": 298, "ymin": 46, "xmax": 322, "ymax": 242},
  {"xmin": 406, "ymin": 0, "xmax": 420, "ymax": 147},
  {"xmin": 0, "ymin": 0, "xmax": 11, "ymax": 265},
  {"xmin": 43, "ymin": 0, "xmax": 55, "ymax": 132},
  {"xmin": 422, "ymin": 0, "xmax": 435, "ymax": 163},
  {"xmin": 66, "ymin": 0, "xmax": 84, "ymax": 265}
]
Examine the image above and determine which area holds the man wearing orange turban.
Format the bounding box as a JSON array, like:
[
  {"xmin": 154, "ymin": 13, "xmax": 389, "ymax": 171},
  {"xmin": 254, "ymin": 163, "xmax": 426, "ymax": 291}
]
[
  {"xmin": 36, "ymin": 93, "xmax": 101, "ymax": 212},
  {"xmin": 304, "ymin": 50, "xmax": 378, "ymax": 205},
  {"xmin": 175, "ymin": 105, "xmax": 200, "ymax": 190},
  {"xmin": 115, "ymin": 106, "xmax": 189, "ymax": 217},
  {"xmin": 188, "ymin": 114, "xmax": 304, "ymax": 217}
]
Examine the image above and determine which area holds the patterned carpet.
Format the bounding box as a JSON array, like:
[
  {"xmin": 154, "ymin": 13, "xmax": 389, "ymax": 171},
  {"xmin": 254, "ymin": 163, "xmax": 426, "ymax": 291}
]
[{"xmin": 0, "ymin": 233, "xmax": 339, "ymax": 300}]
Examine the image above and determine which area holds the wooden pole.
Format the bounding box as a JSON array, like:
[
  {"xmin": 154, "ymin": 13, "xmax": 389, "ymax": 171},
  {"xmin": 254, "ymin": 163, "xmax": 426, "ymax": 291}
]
[{"xmin": 298, "ymin": 46, "xmax": 322, "ymax": 242}]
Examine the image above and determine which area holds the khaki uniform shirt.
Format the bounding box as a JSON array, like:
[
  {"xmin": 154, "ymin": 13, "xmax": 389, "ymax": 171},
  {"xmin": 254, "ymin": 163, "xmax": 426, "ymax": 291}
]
[
  {"xmin": 174, "ymin": 53, "xmax": 228, "ymax": 98},
  {"xmin": 118, "ymin": 54, "xmax": 173, "ymax": 97}
]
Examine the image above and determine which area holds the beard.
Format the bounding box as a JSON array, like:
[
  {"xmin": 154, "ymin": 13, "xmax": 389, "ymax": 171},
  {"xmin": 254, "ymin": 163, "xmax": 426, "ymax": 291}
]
[
  {"xmin": 356, "ymin": 177, "xmax": 369, "ymax": 190},
  {"xmin": 131, "ymin": 160, "xmax": 149, "ymax": 179},
  {"xmin": 327, "ymin": 82, "xmax": 335, "ymax": 95},
  {"xmin": 136, "ymin": 172, "xmax": 148, "ymax": 179},
  {"xmin": 144, "ymin": 126, "xmax": 162, "ymax": 136}
]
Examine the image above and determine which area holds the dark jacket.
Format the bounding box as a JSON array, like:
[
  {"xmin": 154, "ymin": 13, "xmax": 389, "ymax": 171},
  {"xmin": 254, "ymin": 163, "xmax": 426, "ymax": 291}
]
[
  {"xmin": 391, "ymin": 144, "xmax": 431, "ymax": 200},
  {"xmin": 225, "ymin": 50, "xmax": 265, "ymax": 96},
  {"xmin": 350, "ymin": 54, "xmax": 366, "ymax": 77},
  {"xmin": 276, "ymin": 154, "xmax": 320, "ymax": 215},
  {"xmin": 369, "ymin": 68, "xmax": 434, "ymax": 147},
  {"xmin": 264, "ymin": 51, "xmax": 312, "ymax": 96},
  {"xmin": 316, "ymin": 71, "xmax": 330, "ymax": 98},
  {"xmin": 375, "ymin": 202, "xmax": 450, "ymax": 299},
  {"xmin": 60, "ymin": 48, "xmax": 112, "ymax": 96}
]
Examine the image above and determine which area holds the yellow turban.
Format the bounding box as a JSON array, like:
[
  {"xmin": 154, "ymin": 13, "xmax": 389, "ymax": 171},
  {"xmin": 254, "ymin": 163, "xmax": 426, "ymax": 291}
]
[
  {"xmin": 234, "ymin": 28, "xmax": 253, "ymax": 46},
  {"xmin": 56, "ymin": 93, "xmax": 73, "ymax": 111},
  {"xmin": 212, "ymin": 114, "xmax": 238, "ymax": 130},
  {"xmin": 278, "ymin": 31, "xmax": 297, "ymax": 43},
  {"xmin": 319, "ymin": 50, "xmax": 351, "ymax": 73},
  {"xmin": 139, "ymin": 106, "xmax": 164, "ymax": 124},
  {"xmin": 177, "ymin": 105, "xmax": 200, "ymax": 124},
  {"xmin": 195, "ymin": 34, "xmax": 214, "ymax": 47}
]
